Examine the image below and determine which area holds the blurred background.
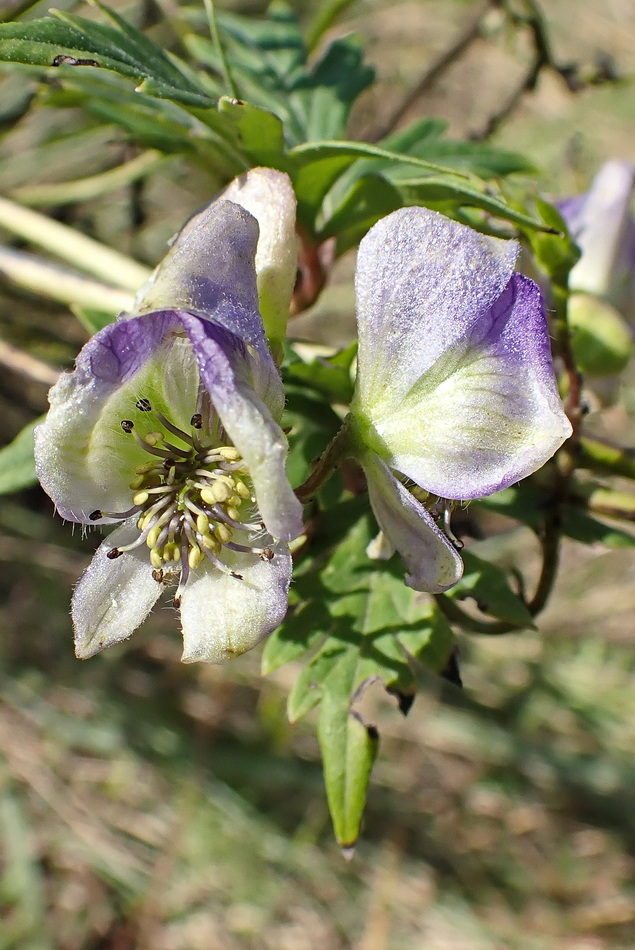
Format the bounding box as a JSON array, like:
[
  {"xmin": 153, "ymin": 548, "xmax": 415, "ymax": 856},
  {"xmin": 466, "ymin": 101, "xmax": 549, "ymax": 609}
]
[{"xmin": 1, "ymin": 0, "xmax": 635, "ymax": 947}]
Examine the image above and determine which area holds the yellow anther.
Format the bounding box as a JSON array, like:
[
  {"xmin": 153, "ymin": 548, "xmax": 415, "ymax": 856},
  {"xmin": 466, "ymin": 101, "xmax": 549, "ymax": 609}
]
[
  {"xmin": 196, "ymin": 513, "xmax": 210, "ymax": 535},
  {"xmin": 150, "ymin": 550, "xmax": 163, "ymax": 569},
  {"xmin": 200, "ymin": 487, "xmax": 216, "ymax": 506},
  {"xmin": 229, "ymin": 495, "xmax": 242, "ymax": 508},
  {"xmin": 214, "ymin": 523, "xmax": 232, "ymax": 544},
  {"xmin": 137, "ymin": 512, "xmax": 150, "ymax": 531},
  {"xmin": 212, "ymin": 473, "xmax": 235, "ymax": 488},
  {"xmin": 130, "ymin": 475, "xmax": 146, "ymax": 490},
  {"xmin": 133, "ymin": 490, "xmax": 149, "ymax": 506},
  {"xmin": 218, "ymin": 446, "xmax": 241, "ymax": 461},
  {"xmin": 172, "ymin": 546, "xmax": 181, "ymax": 562},
  {"xmin": 143, "ymin": 431, "xmax": 162, "ymax": 446},
  {"xmin": 188, "ymin": 545, "xmax": 203, "ymax": 570},
  {"xmin": 226, "ymin": 507, "xmax": 241, "ymax": 523},
  {"xmin": 146, "ymin": 525, "xmax": 162, "ymax": 549},
  {"xmin": 234, "ymin": 480, "xmax": 250, "ymax": 499},
  {"xmin": 135, "ymin": 463, "xmax": 155, "ymax": 474},
  {"xmin": 201, "ymin": 534, "xmax": 221, "ymax": 554}
]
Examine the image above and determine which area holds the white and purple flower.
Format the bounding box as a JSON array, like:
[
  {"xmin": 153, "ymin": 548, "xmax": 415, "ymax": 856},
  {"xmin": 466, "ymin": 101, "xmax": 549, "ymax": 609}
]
[
  {"xmin": 35, "ymin": 173, "xmax": 303, "ymax": 663},
  {"xmin": 559, "ymin": 159, "xmax": 635, "ymax": 311},
  {"xmin": 349, "ymin": 206, "xmax": 572, "ymax": 592}
]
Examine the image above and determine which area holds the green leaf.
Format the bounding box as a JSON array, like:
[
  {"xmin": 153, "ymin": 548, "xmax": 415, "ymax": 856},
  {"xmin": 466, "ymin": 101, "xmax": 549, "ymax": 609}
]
[
  {"xmin": 217, "ymin": 95, "xmax": 285, "ymax": 164},
  {"xmin": 283, "ymin": 342, "xmax": 357, "ymax": 404},
  {"xmin": 287, "ymin": 634, "xmax": 346, "ymax": 722},
  {"xmin": 394, "ymin": 176, "xmax": 549, "ymax": 231},
  {"xmin": 290, "ymin": 37, "xmax": 374, "ymax": 142},
  {"xmin": 261, "ymin": 597, "xmax": 328, "ymax": 675},
  {"xmin": 449, "ymin": 550, "xmax": 535, "ymax": 627},
  {"xmin": 281, "ymin": 387, "xmax": 342, "ymax": 489},
  {"xmin": 306, "ymin": 0, "xmax": 358, "ymax": 52},
  {"xmin": 288, "ymin": 140, "xmax": 468, "ymax": 229},
  {"xmin": 561, "ymin": 508, "xmax": 635, "ymax": 548},
  {"xmin": 523, "ymin": 197, "xmax": 580, "ymax": 287},
  {"xmin": 0, "ymin": 419, "xmax": 40, "ymax": 495},
  {"xmin": 318, "ymin": 648, "xmax": 379, "ymax": 850},
  {"xmin": 394, "ymin": 139, "xmax": 535, "ymax": 179},
  {"xmin": 319, "ymin": 173, "xmax": 402, "ymax": 254},
  {"xmin": 70, "ymin": 304, "xmax": 117, "ymax": 334}
]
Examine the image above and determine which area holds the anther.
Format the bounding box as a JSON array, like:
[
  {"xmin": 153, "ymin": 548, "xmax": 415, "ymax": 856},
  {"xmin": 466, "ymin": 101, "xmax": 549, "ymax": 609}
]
[
  {"xmin": 89, "ymin": 509, "xmax": 102, "ymax": 520},
  {"xmin": 121, "ymin": 420, "xmax": 134, "ymax": 433},
  {"xmin": 152, "ymin": 568, "xmax": 164, "ymax": 582},
  {"xmin": 106, "ymin": 548, "xmax": 122, "ymax": 559},
  {"xmin": 190, "ymin": 413, "xmax": 202, "ymax": 429},
  {"xmin": 136, "ymin": 398, "xmax": 152, "ymax": 411}
]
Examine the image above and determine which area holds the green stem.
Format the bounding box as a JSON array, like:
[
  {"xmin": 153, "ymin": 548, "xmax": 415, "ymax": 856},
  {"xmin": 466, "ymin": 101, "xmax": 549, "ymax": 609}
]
[
  {"xmin": 0, "ymin": 245, "xmax": 135, "ymax": 313},
  {"xmin": 204, "ymin": 0, "xmax": 238, "ymax": 98},
  {"xmin": 295, "ymin": 416, "xmax": 355, "ymax": 504},
  {"xmin": 578, "ymin": 435, "xmax": 635, "ymax": 481},
  {"xmin": 0, "ymin": 197, "xmax": 151, "ymax": 293},
  {"xmin": 10, "ymin": 151, "xmax": 166, "ymax": 207},
  {"xmin": 435, "ymin": 509, "xmax": 561, "ymax": 635}
]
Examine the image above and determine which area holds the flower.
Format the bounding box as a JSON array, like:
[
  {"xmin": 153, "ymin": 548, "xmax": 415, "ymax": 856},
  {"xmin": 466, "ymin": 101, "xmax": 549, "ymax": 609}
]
[
  {"xmin": 557, "ymin": 160, "xmax": 635, "ymax": 378},
  {"xmin": 559, "ymin": 159, "xmax": 635, "ymax": 311},
  {"xmin": 349, "ymin": 206, "xmax": 572, "ymax": 593},
  {"xmin": 35, "ymin": 175, "xmax": 303, "ymax": 663}
]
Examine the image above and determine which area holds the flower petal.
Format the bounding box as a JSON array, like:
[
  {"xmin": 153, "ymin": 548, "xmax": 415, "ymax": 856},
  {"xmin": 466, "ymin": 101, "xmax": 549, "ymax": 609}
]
[
  {"xmin": 35, "ymin": 312, "xmax": 183, "ymax": 522},
  {"xmin": 134, "ymin": 200, "xmax": 270, "ymax": 355},
  {"xmin": 363, "ymin": 453, "xmax": 463, "ymax": 593},
  {"xmin": 353, "ymin": 206, "xmax": 518, "ymax": 415},
  {"xmin": 179, "ymin": 544, "xmax": 292, "ymax": 663},
  {"xmin": 562, "ymin": 160, "xmax": 635, "ymax": 304},
  {"xmin": 72, "ymin": 519, "xmax": 161, "ymax": 659},
  {"xmin": 215, "ymin": 168, "xmax": 297, "ymax": 342},
  {"xmin": 364, "ymin": 275, "xmax": 572, "ymax": 499},
  {"xmin": 180, "ymin": 315, "xmax": 304, "ymax": 542}
]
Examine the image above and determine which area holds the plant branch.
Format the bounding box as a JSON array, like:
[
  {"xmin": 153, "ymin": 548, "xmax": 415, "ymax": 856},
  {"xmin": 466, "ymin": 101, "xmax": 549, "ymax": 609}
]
[
  {"xmin": 0, "ymin": 197, "xmax": 151, "ymax": 293},
  {"xmin": 9, "ymin": 151, "xmax": 166, "ymax": 207},
  {"xmin": 370, "ymin": 0, "xmax": 498, "ymax": 142},
  {"xmin": 0, "ymin": 245, "xmax": 135, "ymax": 313},
  {"xmin": 295, "ymin": 417, "xmax": 354, "ymax": 505},
  {"xmin": 435, "ymin": 507, "xmax": 561, "ymax": 634}
]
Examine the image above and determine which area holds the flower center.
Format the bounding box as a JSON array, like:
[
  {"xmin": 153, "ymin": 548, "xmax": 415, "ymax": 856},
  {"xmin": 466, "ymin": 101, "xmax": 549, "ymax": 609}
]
[{"xmin": 90, "ymin": 398, "xmax": 274, "ymax": 606}]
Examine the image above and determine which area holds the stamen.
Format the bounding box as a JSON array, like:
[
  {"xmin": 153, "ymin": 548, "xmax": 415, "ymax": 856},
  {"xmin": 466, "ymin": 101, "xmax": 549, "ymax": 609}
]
[
  {"xmin": 154, "ymin": 409, "xmax": 198, "ymax": 447},
  {"xmin": 90, "ymin": 505, "xmax": 141, "ymax": 521},
  {"xmin": 107, "ymin": 402, "xmax": 270, "ymax": 592}
]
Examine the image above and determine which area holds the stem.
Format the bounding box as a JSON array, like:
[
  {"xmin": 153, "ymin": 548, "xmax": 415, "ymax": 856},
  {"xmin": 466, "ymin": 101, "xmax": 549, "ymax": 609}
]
[
  {"xmin": 435, "ymin": 507, "xmax": 561, "ymax": 635},
  {"xmin": 204, "ymin": 0, "xmax": 238, "ymax": 99},
  {"xmin": 0, "ymin": 197, "xmax": 151, "ymax": 293},
  {"xmin": 0, "ymin": 245, "xmax": 135, "ymax": 313},
  {"xmin": 370, "ymin": 0, "xmax": 497, "ymax": 142},
  {"xmin": 0, "ymin": 340, "xmax": 60, "ymax": 388},
  {"xmin": 578, "ymin": 436, "xmax": 635, "ymax": 481},
  {"xmin": 295, "ymin": 416, "xmax": 355, "ymax": 505},
  {"xmin": 10, "ymin": 151, "xmax": 166, "ymax": 207}
]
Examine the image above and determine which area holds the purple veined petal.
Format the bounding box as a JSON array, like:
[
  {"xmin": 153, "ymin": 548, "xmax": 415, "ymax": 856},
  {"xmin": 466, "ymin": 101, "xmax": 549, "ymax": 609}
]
[
  {"xmin": 363, "ymin": 452, "xmax": 463, "ymax": 594},
  {"xmin": 364, "ymin": 275, "xmax": 572, "ymax": 500},
  {"xmin": 35, "ymin": 311, "xmax": 184, "ymax": 523},
  {"xmin": 179, "ymin": 543, "xmax": 292, "ymax": 663},
  {"xmin": 72, "ymin": 519, "xmax": 162, "ymax": 659},
  {"xmin": 207, "ymin": 168, "xmax": 297, "ymax": 342},
  {"xmin": 134, "ymin": 200, "xmax": 271, "ymax": 355},
  {"xmin": 180, "ymin": 314, "xmax": 303, "ymax": 542},
  {"xmin": 353, "ymin": 206, "xmax": 519, "ymax": 415}
]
